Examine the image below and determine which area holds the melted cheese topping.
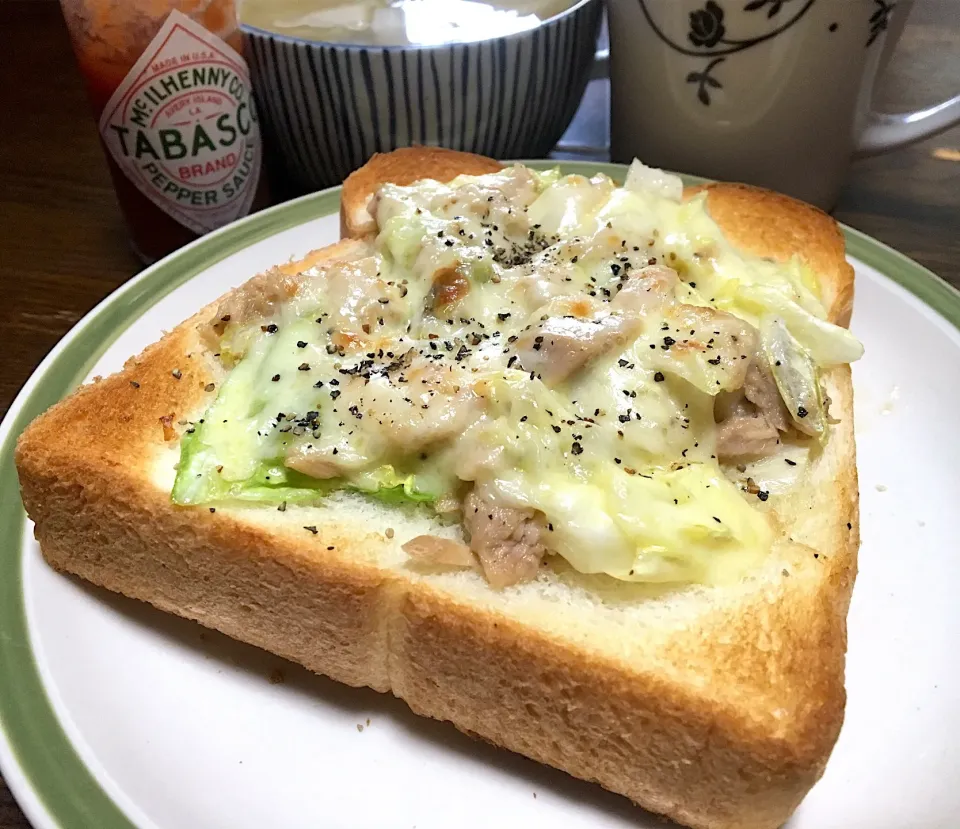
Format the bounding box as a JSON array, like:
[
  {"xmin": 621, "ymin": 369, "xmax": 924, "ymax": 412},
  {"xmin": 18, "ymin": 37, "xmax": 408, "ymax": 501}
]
[{"xmin": 173, "ymin": 162, "xmax": 863, "ymax": 585}]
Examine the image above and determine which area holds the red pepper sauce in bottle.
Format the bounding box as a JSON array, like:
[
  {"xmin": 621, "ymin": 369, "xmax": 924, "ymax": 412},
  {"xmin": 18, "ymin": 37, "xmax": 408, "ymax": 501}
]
[{"xmin": 61, "ymin": 0, "xmax": 271, "ymax": 262}]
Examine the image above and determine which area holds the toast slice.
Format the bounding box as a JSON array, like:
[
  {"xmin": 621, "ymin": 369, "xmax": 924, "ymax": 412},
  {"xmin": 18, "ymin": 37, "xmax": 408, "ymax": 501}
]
[{"xmin": 16, "ymin": 149, "xmax": 859, "ymax": 829}]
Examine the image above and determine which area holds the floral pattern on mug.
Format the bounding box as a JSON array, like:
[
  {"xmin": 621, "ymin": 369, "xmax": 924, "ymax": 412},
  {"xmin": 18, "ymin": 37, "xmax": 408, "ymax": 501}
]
[
  {"xmin": 686, "ymin": 57, "xmax": 725, "ymax": 105},
  {"xmin": 743, "ymin": 0, "xmax": 797, "ymax": 19},
  {"xmin": 640, "ymin": 0, "xmax": 898, "ymax": 106},
  {"xmin": 688, "ymin": 1, "xmax": 726, "ymax": 47}
]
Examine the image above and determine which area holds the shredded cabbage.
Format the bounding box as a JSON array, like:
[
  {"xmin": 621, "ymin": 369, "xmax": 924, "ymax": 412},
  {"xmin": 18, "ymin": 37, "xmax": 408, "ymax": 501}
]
[
  {"xmin": 378, "ymin": 213, "xmax": 428, "ymax": 269},
  {"xmin": 761, "ymin": 316, "xmax": 827, "ymax": 438},
  {"xmin": 526, "ymin": 173, "xmax": 616, "ymax": 236},
  {"xmin": 624, "ymin": 159, "xmax": 684, "ymax": 203},
  {"xmin": 486, "ymin": 463, "xmax": 771, "ymax": 584},
  {"xmin": 173, "ymin": 431, "xmax": 435, "ymax": 507},
  {"xmin": 738, "ymin": 284, "xmax": 863, "ymax": 365}
]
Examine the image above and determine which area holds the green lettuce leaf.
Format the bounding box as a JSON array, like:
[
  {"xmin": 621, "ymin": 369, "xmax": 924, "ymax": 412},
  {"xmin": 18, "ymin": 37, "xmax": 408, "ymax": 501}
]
[{"xmin": 173, "ymin": 430, "xmax": 435, "ymax": 508}]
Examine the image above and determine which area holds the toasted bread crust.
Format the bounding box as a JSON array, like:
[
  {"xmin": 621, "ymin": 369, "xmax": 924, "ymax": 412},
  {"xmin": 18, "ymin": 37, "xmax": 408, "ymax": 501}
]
[
  {"xmin": 340, "ymin": 146, "xmax": 504, "ymax": 237},
  {"xmin": 16, "ymin": 150, "xmax": 859, "ymax": 829},
  {"xmin": 691, "ymin": 182, "xmax": 855, "ymax": 327}
]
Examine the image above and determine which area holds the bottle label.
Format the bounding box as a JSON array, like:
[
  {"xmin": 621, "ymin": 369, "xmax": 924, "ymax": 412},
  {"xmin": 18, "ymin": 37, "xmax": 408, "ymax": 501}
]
[{"xmin": 99, "ymin": 9, "xmax": 262, "ymax": 235}]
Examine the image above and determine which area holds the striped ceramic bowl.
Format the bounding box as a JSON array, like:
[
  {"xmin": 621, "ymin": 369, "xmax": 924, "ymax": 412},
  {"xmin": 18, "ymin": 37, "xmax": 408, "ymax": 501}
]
[{"xmin": 243, "ymin": 0, "xmax": 603, "ymax": 192}]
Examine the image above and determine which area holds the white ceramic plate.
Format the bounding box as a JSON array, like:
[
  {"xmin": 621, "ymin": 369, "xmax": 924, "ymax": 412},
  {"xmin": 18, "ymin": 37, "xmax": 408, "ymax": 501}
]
[{"xmin": 1, "ymin": 164, "xmax": 958, "ymax": 829}]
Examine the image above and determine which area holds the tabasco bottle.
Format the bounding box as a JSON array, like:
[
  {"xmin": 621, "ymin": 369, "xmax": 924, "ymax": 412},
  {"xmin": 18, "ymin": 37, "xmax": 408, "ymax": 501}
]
[{"xmin": 59, "ymin": 0, "xmax": 271, "ymax": 262}]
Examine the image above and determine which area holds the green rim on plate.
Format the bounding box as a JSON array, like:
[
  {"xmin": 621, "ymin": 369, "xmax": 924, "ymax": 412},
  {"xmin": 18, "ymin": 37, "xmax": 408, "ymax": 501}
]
[{"xmin": 0, "ymin": 162, "xmax": 957, "ymax": 829}]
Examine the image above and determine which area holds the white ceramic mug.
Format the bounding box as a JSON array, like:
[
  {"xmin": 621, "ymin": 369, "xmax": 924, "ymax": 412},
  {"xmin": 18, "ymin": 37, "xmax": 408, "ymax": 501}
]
[{"xmin": 605, "ymin": 0, "xmax": 960, "ymax": 208}]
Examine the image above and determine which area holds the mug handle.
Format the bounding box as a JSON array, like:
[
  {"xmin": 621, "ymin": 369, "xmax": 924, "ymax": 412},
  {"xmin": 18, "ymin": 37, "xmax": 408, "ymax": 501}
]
[{"xmin": 856, "ymin": 95, "xmax": 960, "ymax": 156}]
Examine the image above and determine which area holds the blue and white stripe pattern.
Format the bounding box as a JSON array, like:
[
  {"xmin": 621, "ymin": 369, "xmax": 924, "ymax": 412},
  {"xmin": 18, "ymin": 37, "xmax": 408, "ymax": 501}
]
[{"xmin": 244, "ymin": 0, "xmax": 603, "ymax": 191}]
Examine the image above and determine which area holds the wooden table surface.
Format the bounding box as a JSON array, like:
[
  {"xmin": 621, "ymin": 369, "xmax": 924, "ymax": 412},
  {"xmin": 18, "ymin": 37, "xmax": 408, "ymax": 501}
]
[{"xmin": 0, "ymin": 0, "xmax": 957, "ymax": 825}]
